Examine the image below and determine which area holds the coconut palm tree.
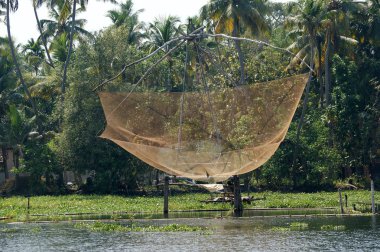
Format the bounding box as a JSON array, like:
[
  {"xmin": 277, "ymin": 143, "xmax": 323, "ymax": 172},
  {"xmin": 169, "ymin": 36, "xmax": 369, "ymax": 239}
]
[
  {"xmin": 107, "ymin": 0, "xmax": 146, "ymax": 45},
  {"xmin": 147, "ymin": 15, "xmax": 182, "ymax": 52},
  {"xmin": 107, "ymin": 0, "xmax": 142, "ymax": 28},
  {"xmin": 32, "ymin": 0, "xmax": 56, "ymax": 68},
  {"xmin": 40, "ymin": 3, "xmax": 92, "ymax": 45},
  {"xmin": 147, "ymin": 15, "xmax": 182, "ymax": 90},
  {"xmin": 200, "ymin": 0, "xmax": 270, "ymax": 85},
  {"xmin": 4, "ymin": 0, "xmax": 39, "ymax": 117},
  {"xmin": 285, "ymin": 0, "xmax": 327, "ymax": 105},
  {"xmin": 22, "ymin": 38, "xmax": 45, "ymax": 76},
  {"xmin": 323, "ymin": 0, "xmax": 359, "ymax": 107},
  {"xmin": 60, "ymin": 0, "xmax": 116, "ymax": 94}
]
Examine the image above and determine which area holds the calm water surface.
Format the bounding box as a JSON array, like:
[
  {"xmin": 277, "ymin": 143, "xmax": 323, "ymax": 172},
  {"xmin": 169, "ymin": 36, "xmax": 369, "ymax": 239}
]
[{"xmin": 1, "ymin": 215, "xmax": 379, "ymax": 252}]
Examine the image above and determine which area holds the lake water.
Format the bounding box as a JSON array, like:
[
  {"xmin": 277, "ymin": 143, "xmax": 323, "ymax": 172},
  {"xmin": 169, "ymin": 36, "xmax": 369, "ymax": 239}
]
[{"xmin": 1, "ymin": 215, "xmax": 379, "ymax": 251}]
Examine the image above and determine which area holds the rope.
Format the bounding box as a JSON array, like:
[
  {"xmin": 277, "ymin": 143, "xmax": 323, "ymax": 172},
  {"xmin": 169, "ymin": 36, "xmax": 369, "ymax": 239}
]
[
  {"xmin": 195, "ymin": 44, "xmax": 221, "ymax": 147},
  {"xmin": 177, "ymin": 41, "xmax": 190, "ymax": 151}
]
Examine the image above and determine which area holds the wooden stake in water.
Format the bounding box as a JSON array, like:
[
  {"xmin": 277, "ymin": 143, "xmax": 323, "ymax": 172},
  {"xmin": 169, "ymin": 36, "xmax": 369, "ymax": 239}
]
[
  {"xmin": 164, "ymin": 176, "xmax": 169, "ymax": 215},
  {"xmin": 233, "ymin": 175, "xmax": 243, "ymax": 214},
  {"xmin": 371, "ymin": 179, "xmax": 375, "ymax": 214},
  {"xmin": 345, "ymin": 194, "xmax": 348, "ymax": 208},
  {"xmin": 338, "ymin": 189, "xmax": 344, "ymax": 214}
]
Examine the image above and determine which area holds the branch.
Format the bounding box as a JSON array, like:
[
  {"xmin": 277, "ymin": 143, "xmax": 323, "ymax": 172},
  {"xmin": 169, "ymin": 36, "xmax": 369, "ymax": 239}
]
[
  {"xmin": 93, "ymin": 26, "xmax": 205, "ymax": 92},
  {"xmin": 203, "ymin": 33, "xmax": 315, "ymax": 73},
  {"xmin": 106, "ymin": 40, "xmax": 186, "ymax": 118}
]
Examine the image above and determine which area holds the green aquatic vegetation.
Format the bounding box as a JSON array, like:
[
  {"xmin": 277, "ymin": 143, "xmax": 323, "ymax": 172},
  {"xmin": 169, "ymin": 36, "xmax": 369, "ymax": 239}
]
[
  {"xmin": 289, "ymin": 222, "xmax": 309, "ymax": 230},
  {"xmin": 0, "ymin": 228, "xmax": 18, "ymax": 233},
  {"xmin": 320, "ymin": 225, "xmax": 346, "ymax": 231},
  {"xmin": 0, "ymin": 190, "xmax": 378, "ymax": 221},
  {"xmin": 30, "ymin": 226, "xmax": 42, "ymax": 233},
  {"xmin": 74, "ymin": 221, "xmax": 210, "ymax": 233},
  {"xmin": 270, "ymin": 226, "xmax": 290, "ymax": 232},
  {"xmin": 271, "ymin": 222, "xmax": 309, "ymax": 232}
]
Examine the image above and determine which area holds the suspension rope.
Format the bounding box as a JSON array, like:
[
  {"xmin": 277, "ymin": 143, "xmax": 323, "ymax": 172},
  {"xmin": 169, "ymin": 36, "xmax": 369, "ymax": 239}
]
[
  {"xmin": 177, "ymin": 41, "xmax": 190, "ymax": 151},
  {"xmin": 195, "ymin": 43, "xmax": 221, "ymax": 148}
]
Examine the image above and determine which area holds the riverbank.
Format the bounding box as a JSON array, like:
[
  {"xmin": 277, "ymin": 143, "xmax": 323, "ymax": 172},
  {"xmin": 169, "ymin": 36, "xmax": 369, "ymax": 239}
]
[{"xmin": 0, "ymin": 190, "xmax": 378, "ymax": 221}]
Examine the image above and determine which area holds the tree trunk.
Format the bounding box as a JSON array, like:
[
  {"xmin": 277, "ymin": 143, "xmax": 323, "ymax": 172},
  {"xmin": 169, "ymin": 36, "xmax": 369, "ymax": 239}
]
[
  {"xmin": 1, "ymin": 147, "xmax": 8, "ymax": 180},
  {"xmin": 325, "ymin": 30, "xmax": 333, "ymax": 147},
  {"xmin": 61, "ymin": 0, "xmax": 77, "ymax": 94},
  {"xmin": 317, "ymin": 40, "xmax": 323, "ymax": 107},
  {"xmin": 325, "ymin": 31, "xmax": 332, "ymax": 107},
  {"xmin": 6, "ymin": 0, "xmax": 38, "ymax": 117},
  {"xmin": 33, "ymin": 1, "xmax": 55, "ymax": 68},
  {"xmin": 232, "ymin": 19, "xmax": 245, "ymax": 85},
  {"xmin": 292, "ymin": 44, "xmax": 315, "ymax": 167}
]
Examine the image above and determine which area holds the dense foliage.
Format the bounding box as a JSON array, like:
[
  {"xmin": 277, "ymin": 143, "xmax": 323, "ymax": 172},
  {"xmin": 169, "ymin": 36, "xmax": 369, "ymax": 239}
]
[{"xmin": 0, "ymin": 0, "xmax": 379, "ymax": 194}]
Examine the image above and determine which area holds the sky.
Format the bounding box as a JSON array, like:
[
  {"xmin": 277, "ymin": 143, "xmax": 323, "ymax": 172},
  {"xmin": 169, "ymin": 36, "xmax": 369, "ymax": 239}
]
[
  {"xmin": 0, "ymin": 0, "xmax": 287, "ymax": 44},
  {"xmin": 0, "ymin": 0, "xmax": 209, "ymax": 44}
]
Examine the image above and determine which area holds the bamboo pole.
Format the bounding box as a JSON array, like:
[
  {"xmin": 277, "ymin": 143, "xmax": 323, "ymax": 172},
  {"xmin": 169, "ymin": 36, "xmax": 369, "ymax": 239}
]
[
  {"xmin": 233, "ymin": 175, "xmax": 243, "ymax": 214},
  {"xmin": 164, "ymin": 176, "xmax": 169, "ymax": 215},
  {"xmin": 338, "ymin": 189, "xmax": 344, "ymax": 214},
  {"xmin": 371, "ymin": 179, "xmax": 375, "ymax": 214}
]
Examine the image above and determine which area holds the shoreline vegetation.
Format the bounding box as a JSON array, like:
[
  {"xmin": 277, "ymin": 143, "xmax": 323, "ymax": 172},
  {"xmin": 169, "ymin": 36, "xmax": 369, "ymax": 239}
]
[{"xmin": 1, "ymin": 191, "xmax": 378, "ymax": 222}]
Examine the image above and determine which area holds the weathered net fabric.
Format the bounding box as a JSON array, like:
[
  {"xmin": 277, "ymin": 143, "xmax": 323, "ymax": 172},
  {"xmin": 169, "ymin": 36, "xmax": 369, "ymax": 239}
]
[{"xmin": 99, "ymin": 74, "xmax": 308, "ymax": 182}]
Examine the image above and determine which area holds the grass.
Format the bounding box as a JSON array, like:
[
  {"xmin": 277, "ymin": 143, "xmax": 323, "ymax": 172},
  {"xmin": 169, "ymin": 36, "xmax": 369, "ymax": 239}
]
[
  {"xmin": 0, "ymin": 190, "xmax": 378, "ymax": 221},
  {"xmin": 74, "ymin": 221, "xmax": 209, "ymax": 233},
  {"xmin": 270, "ymin": 222, "xmax": 309, "ymax": 232},
  {"xmin": 320, "ymin": 225, "xmax": 346, "ymax": 231}
]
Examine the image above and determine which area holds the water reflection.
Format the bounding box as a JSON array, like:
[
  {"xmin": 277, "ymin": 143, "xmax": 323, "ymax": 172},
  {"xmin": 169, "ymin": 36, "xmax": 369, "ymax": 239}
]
[{"xmin": 1, "ymin": 215, "xmax": 379, "ymax": 252}]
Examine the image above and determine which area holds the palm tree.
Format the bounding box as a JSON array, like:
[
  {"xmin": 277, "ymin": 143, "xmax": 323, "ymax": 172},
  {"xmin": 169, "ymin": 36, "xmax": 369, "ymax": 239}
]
[
  {"xmin": 107, "ymin": 0, "xmax": 145, "ymax": 45},
  {"xmin": 49, "ymin": 33, "xmax": 69, "ymax": 63},
  {"xmin": 200, "ymin": 0, "xmax": 269, "ymax": 85},
  {"xmin": 323, "ymin": 0, "xmax": 358, "ymax": 107},
  {"xmin": 4, "ymin": 0, "xmax": 39, "ymax": 117},
  {"xmin": 147, "ymin": 15, "xmax": 182, "ymax": 90},
  {"xmin": 32, "ymin": 0, "xmax": 55, "ymax": 68},
  {"xmin": 147, "ymin": 15, "xmax": 182, "ymax": 52},
  {"xmin": 60, "ymin": 0, "xmax": 116, "ymax": 94},
  {"xmin": 40, "ymin": 3, "xmax": 93, "ymax": 45},
  {"xmin": 285, "ymin": 0, "xmax": 326, "ymax": 166},
  {"xmin": 22, "ymin": 38, "xmax": 45, "ymax": 76},
  {"xmin": 107, "ymin": 0, "xmax": 142, "ymax": 28},
  {"xmin": 285, "ymin": 0, "xmax": 327, "ymax": 105}
]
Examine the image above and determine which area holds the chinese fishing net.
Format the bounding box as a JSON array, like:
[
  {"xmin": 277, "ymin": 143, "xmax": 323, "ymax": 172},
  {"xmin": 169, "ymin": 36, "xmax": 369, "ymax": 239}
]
[{"xmin": 98, "ymin": 33, "xmax": 309, "ymax": 182}]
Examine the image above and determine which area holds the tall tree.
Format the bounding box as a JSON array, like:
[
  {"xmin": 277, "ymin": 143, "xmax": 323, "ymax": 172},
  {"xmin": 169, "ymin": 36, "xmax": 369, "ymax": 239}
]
[
  {"xmin": 285, "ymin": 0, "xmax": 326, "ymax": 165},
  {"xmin": 285, "ymin": 0, "xmax": 327, "ymax": 105},
  {"xmin": 22, "ymin": 38, "xmax": 45, "ymax": 76},
  {"xmin": 200, "ymin": 0, "xmax": 269, "ymax": 85},
  {"xmin": 33, "ymin": 0, "xmax": 55, "ymax": 68},
  {"xmin": 107, "ymin": 0, "xmax": 145, "ymax": 45},
  {"xmin": 60, "ymin": 0, "xmax": 116, "ymax": 94},
  {"xmin": 147, "ymin": 15, "xmax": 182, "ymax": 90},
  {"xmin": 5, "ymin": 0, "xmax": 38, "ymax": 117}
]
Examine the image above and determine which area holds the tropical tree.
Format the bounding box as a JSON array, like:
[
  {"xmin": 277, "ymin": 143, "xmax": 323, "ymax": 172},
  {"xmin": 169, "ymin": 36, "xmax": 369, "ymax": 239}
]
[
  {"xmin": 4, "ymin": 0, "xmax": 38, "ymax": 117},
  {"xmin": 284, "ymin": 0, "xmax": 325, "ymax": 166},
  {"xmin": 107, "ymin": 0, "xmax": 145, "ymax": 45},
  {"xmin": 60, "ymin": 0, "xmax": 116, "ymax": 95},
  {"xmin": 40, "ymin": 2, "xmax": 92, "ymax": 45},
  {"xmin": 32, "ymin": 0, "xmax": 55, "ymax": 68},
  {"xmin": 200, "ymin": 0, "xmax": 269, "ymax": 85},
  {"xmin": 22, "ymin": 38, "xmax": 45, "ymax": 75},
  {"xmin": 147, "ymin": 15, "xmax": 182, "ymax": 90},
  {"xmin": 147, "ymin": 15, "xmax": 181, "ymax": 52},
  {"xmin": 285, "ymin": 0, "xmax": 327, "ymax": 104}
]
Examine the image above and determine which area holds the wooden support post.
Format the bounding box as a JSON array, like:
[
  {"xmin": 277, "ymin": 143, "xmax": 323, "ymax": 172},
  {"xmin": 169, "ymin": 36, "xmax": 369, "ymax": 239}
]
[
  {"xmin": 345, "ymin": 194, "xmax": 348, "ymax": 208},
  {"xmin": 371, "ymin": 179, "xmax": 375, "ymax": 215},
  {"xmin": 27, "ymin": 196, "xmax": 30, "ymax": 210},
  {"xmin": 233, "ymin": 175, "xmax": 243, "ymax": 214},
  {"xmin": 338, "ymin": 189, "xmax": 344, "ymax": 214},
  {"xmin": 164, "ymin": 176, "xmax": 169, "ymax": 216}
]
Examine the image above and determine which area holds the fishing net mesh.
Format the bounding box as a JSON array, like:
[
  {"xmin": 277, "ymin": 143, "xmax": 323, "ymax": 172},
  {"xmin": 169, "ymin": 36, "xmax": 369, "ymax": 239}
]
[{"xmin": 99, "ymin": 74, "xmax": 308, "ymax": 182}]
